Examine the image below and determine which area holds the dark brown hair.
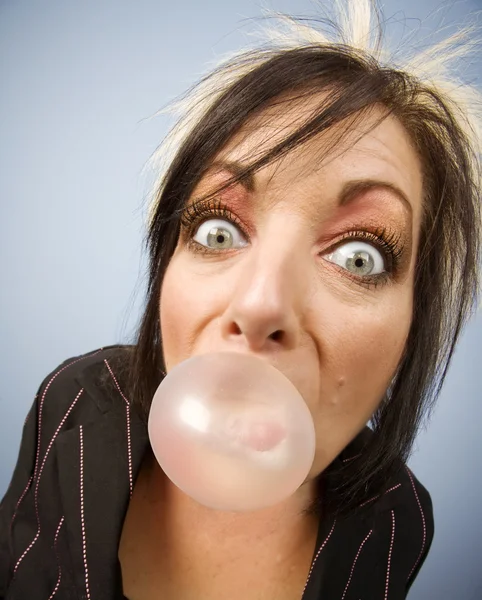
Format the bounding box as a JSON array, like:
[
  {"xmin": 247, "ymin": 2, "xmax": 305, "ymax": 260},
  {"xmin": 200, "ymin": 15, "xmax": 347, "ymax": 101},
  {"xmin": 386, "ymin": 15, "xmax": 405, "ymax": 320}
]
[{"xmin": 123, "ymin": 16, "xmax": 481, "ymax": 516}]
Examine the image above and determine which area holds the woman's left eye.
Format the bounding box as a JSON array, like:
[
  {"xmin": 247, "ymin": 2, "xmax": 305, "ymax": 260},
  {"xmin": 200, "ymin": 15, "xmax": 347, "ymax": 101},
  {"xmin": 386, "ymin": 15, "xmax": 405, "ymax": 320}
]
[
  {"xmin": 324, "ymin": 240, "xmax": 385, "ymax": 276},
  {"xmin": 192, "ymin": 218, "xmax": 248, "ymax": 250}
]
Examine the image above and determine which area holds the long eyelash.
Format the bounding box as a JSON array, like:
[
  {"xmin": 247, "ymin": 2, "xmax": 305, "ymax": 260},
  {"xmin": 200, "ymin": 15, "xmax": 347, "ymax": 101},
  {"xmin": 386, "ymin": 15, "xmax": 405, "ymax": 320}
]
[
  {"xmin": 180, "ymin": 200, "xmax": 405, "ymax": 288},
  {"xmin": 179, "ymin": 198, "xmax": 246, "ymax": 251},
  {"xmin": 335, "ymin": 227, "xmax": 405, "ymax": 273},
  {"xmin": 326, "ymin": 227, "xmax": 405, "ymax": 289}
]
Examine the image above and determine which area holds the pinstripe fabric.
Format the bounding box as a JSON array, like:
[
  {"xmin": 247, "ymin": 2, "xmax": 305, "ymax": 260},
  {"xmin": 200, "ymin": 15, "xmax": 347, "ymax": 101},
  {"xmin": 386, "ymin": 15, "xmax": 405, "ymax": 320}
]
[{"xmin": 0, "ymin": 346, "xmax": 434, "ymax": 600}]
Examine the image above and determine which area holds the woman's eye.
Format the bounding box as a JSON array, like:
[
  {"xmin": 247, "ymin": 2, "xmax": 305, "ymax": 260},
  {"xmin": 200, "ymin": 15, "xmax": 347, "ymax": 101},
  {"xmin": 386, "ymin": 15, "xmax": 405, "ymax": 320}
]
[
  {"xmin": 192, "ymin": 218, "xmax": 248, "ymax": 250},
  {"xmin": 324, "ymin": 240, "xmax": 385, "ymax": 276}
]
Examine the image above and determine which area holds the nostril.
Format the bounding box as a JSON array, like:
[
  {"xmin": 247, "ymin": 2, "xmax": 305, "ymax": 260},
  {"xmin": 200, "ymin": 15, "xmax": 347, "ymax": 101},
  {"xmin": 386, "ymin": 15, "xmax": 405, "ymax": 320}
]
[
  {"xmin": 227, "ymin": 323, "xmax": 283, "ymax": 342},
  {"xmin": 269, "ymin": 330, "xmax": 283, "ymax": 342},
  {"xmin": 229, "ymin": 322, "xmax": 242, "ymax": 336}
]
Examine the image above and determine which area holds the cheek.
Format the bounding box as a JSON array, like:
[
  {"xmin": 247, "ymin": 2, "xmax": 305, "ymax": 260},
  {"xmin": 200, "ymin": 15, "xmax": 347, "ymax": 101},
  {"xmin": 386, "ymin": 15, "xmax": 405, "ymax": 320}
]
[
  {"xmin": 309, "ymin": 291, "xmax": 413, "ymax": 472},
  {"xmin": 159, "ymin": 260, "xmax": 191, "ymax": 370},
  {"xmin": 159, "ymin": 256, "xmax": 224, "ymax": 370},
  {"xmin": 333, "ymin": 305, "xmax": 410, "ymax": 389}
]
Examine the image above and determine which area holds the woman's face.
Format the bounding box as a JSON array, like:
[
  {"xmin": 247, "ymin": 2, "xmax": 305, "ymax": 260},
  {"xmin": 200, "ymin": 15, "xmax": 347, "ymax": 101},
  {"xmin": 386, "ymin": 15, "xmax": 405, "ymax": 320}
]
[{"xmin": 159, "ymin": 100, "xmax": 424, "ymax": 478}]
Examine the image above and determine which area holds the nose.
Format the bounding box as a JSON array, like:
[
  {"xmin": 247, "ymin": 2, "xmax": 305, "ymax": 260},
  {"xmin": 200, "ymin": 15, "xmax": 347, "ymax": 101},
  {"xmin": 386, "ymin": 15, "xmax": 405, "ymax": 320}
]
[{"xmin": 220, "ymin": 227, "xmax": 311, "ymax": 353}]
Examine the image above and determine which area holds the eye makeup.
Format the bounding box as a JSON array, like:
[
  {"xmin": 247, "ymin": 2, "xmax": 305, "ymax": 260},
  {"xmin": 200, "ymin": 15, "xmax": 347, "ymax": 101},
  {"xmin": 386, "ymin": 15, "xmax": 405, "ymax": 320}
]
[
  {"xmin": 179, "ymin": 197, "xmax": 250, "ymax": 255},
  {"xmin": 320, "ymin": 226, "xmax": 407, "ymax": 288},
  {"xmin": 179, "ymin": 196, "xmax": 409, "ymax": 287}
]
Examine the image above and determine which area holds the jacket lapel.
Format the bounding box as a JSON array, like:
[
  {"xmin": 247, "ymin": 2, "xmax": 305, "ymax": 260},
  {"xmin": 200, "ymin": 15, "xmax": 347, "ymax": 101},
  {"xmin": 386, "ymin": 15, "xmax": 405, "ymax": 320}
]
[{"xmin": 54, "ymin": 360, "xmax": 149, "ymax": 598}]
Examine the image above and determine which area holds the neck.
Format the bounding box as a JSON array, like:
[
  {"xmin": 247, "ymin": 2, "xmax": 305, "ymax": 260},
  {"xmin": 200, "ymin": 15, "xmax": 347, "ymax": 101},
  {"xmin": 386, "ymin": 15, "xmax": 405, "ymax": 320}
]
[
  {"xmin": 147, "ymin": 451, "xmax": 319, "ymax": 550},
  {"xmin": 120, "ymin": 451, "xmax": 321, "ymax": 598}
]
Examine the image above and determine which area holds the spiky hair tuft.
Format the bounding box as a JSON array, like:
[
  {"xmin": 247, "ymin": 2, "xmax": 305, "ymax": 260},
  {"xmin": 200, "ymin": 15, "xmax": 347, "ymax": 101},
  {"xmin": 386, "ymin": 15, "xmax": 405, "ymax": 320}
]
[{"xmin": 145, "ymin": 0, "xmax": 481, "ymax": 226}]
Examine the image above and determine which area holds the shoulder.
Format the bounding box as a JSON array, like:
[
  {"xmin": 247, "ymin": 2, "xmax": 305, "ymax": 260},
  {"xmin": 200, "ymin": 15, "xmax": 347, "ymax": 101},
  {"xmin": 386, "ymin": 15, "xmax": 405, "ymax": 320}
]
[
  {"xmin": 32, "ymin": 344, "xmax": 135, "ymax": 428},
  {"xmin": 342, "ymin": 427, "xmax": 433, "ymax": 534},
  {"xmin": 386, "ymin": 463, "xmax": 434, "ymax": 592},
  {"xmin": 319, "ymin": 462, "xmax": 434, "ymax": 598},
  {"xmin": 392, "ymin": 463, "xmax": 434, "ymax": 578},
  {"xmin": 45, "ymin": 344, "xmax": 133, "ymax": 380},
  {"xmin": 396, "ymin": 463, "xmax": 433, "ymax": 525},
  {"xmin": 374, "ymin": 458, "xmax": 434, "ymax": 549},
  {"xmin": 359, "ymin": 461, "xmax": 434, "ymax": 593},
  {"xmin": 334, "ymin": 429, "xmax": 434, "ymax": 593},
  {"xmin": 353, "ymin": 431, "xmax": 434, "ymax": 562}
]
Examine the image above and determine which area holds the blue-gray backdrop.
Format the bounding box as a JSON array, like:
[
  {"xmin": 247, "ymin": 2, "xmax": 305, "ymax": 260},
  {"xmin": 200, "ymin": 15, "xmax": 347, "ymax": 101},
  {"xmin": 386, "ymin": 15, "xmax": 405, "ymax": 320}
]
[{"xmin": 1, "ymin": 1, "xmax": 481, "ymax": 598}]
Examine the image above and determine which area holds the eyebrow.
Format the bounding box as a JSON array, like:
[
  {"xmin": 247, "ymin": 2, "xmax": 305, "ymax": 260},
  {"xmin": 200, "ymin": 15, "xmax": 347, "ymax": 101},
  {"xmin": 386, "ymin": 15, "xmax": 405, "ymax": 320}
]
[
  {"xmin": 209, "ymin": 160, "xmax": 256, "ymax": 193},
  {"xmin": 208, "ymin": 161, "xmax": 413, "ymax": 215},
  {"xmin": 338, "ymin": 179, "xmax": 413, "ymax": 216}
]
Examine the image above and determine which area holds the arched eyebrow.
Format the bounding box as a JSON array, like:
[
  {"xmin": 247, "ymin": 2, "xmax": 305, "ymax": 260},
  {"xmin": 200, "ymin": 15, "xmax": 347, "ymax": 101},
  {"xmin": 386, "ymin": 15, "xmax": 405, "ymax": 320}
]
[
  {"xmin": 209, "ymin": 161, "xmax": 413, "ymax": 216},
  {"xmin": 338, "ymin": 179, "xmax": 413, "ymax": 217}
]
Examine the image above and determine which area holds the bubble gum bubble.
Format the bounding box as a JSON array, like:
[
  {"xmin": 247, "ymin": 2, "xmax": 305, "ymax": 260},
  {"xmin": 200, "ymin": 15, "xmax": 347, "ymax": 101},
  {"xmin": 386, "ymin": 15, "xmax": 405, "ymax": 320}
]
[{"xmin": 148, "ymin": 352, "xmax": 316, "ymax": 512}]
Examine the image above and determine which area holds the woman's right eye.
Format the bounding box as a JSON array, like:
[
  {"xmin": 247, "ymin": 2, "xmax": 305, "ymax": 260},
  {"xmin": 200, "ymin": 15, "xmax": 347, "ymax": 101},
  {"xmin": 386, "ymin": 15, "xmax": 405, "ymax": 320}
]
[{"xmin": 192, "ymin": 218, "xmax": 248, "ymax": 250}]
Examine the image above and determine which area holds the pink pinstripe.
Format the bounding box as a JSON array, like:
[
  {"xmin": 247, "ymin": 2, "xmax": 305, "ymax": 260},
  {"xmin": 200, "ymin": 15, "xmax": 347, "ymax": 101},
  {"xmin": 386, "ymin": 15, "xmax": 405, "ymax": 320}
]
[
  {"xmin": 10, "ymin": 475, "xmax": 33, "ymax": 529},
  {"xmin": 103, "ymin": 360, "xmax": 129, "ymax": 406},
  {"xmin": 124, "ymin": 404, "xmax": 133, "ymax": 498},
  {"xmin": 358, "ymin": 483, "xmax": 402, "ymax": 508},
  {"xmin": 342, "ymin": 453, "xmax": 361, "ymax": 463},
  {"xmin": 33, "ymin": 351, "xmax": 102, "ymax": 485},
  {"xmin": 80, "ymin": 426, "xmax": 91, "ymax": 599},
  {"xmin": 47, "ymin": 516, "xmax": 65, "ymax": 600},
  {"xmin": 341, "ymin": 530, "xmax": 373, "ymax": 600},
  {"xmin": 406, "ymin": 467, "xmax": 427, "ymax": 581},
  {"xmin": 384, "ymin": 510, "xmax": 395, "ymax": 600},
  {"xmin": 301, "ymin": 519, "xmax": 337, "ymax": 597},
  {"xmin": 24, "ymin": 403, "xmax": 33, "ymax": 426},
  {"xmin": 104, "ymin": 359, "xmax": 133, "ymax": 498},
  {"xmin": 11, "ymin": 351, "xmax": 103, "ymax": 534},
  {"xmin": 5, "ymin": 396, "xmax": 39, "ymax": 529},
  {"xmin": 13, "ymin": 389, "xmax": 84, "ymax": 575}
]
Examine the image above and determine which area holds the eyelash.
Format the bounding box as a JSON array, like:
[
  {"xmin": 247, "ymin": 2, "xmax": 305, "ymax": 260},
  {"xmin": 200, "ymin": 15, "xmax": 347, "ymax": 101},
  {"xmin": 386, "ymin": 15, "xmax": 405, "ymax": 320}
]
[
  {"xmin": 180, "ymin": 198, "xmax": 247, "ymax": 245},
  {"xmin": 179, "ymin": 198, "xmax": 404, "ymax": 288},
  {"xmin": 330, "ymin": 228, "xmax": 404, "ymax": 287}
]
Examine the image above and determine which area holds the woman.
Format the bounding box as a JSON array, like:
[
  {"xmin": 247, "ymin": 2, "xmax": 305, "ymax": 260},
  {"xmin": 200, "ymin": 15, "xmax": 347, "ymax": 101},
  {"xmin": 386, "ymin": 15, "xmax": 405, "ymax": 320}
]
[{"xmin": 1, "ymin": 1, "xmax": 480, "ymax": 598}]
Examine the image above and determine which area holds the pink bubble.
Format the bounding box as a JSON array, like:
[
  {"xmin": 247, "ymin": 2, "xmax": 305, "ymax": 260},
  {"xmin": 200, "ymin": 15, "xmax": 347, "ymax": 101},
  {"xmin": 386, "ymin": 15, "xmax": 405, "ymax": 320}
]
[
  {"xmin": 148, "ymin": 352, "xmax": 316, "ymax": 512},
  {"xmin": 227, "ymin": 417, "xmax": 287, "ymax": 452}
]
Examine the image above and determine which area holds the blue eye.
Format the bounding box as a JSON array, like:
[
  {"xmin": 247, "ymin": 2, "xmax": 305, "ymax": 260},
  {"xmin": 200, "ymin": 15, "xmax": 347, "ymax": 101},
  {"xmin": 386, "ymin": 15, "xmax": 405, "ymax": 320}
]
[
  {"xmin": 193, "ymin": 218, "xmax": 248, "ymax": 250},
  {"xmin": 325, "ymin": 240, "xmax": 385, "ymax": 276}
]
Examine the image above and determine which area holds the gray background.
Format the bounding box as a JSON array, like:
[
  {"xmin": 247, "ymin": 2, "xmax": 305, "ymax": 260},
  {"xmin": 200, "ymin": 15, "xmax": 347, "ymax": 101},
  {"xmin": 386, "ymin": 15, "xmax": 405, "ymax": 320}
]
[{"xmin": 1, "ymin": 1, "xmax": 481, "ymax": 598}]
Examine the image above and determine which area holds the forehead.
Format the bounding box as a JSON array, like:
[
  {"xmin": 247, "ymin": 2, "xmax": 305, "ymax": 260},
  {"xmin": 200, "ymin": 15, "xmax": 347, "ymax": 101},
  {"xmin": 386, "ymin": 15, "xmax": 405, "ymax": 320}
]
[{"xmin": 211, "ymin": 96, "xmax": 423, "ymax": 220}]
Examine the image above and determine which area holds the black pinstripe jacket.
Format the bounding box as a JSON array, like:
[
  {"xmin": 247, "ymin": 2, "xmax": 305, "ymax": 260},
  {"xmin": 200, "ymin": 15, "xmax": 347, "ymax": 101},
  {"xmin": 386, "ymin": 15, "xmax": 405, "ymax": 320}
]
[{"xmin": 0, "ymin": 346, "xmax": 434, "ymax": 599}]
